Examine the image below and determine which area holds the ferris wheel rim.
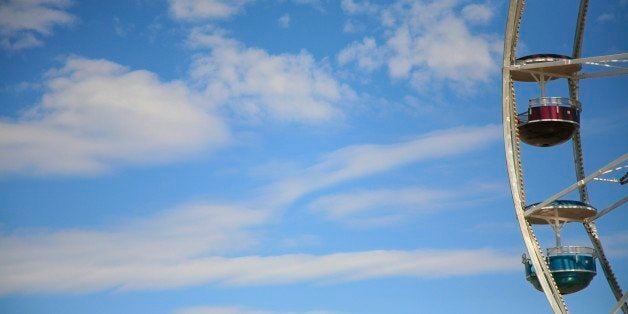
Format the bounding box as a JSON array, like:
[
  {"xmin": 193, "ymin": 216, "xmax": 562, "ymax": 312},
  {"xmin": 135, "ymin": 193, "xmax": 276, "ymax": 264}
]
[
  {"xmin": 502, "ymin": 0, "xmax": 627, "ymax": 312},
  {"xmin": 501, "ymin": 0, "xmax": 569, "ymax": 312}
]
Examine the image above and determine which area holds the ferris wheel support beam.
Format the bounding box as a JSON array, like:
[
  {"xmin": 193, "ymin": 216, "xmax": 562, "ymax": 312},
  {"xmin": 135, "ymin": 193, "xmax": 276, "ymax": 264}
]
[
  {"xmin": 567, "ymin": 1, "xmax": 627, "ymax": 311},
  {"xmin": 584, "ymin": 220, "xmax": 627, "ymax": 313},
  {"xmin": 506, "ymin": 53, "xmax": 628, "ymax": 71},
  {"xmin": 506, "ymin": 53, "xmax": 628, "ymax": 80},
  {"xmin": 612, "ymin": 293, "xmax": 628, "ymax": 314},
  {"xmin": 578, "ymin": 69, "xmax": 628, "ymax": 79},
  {"xmin": 502, "ymin": 0, "xmax": 568, "ymax": 312},
  {"xmin": 524, "ymin": 153, "xmax": 628, "ymax": 217},
  {"xmin": 589, "ymin": 197, "xmax": 627, "ymax": 222},
  {"xmin": 569, "ymin": 0, "xmax": 589, "ymax": 204}
]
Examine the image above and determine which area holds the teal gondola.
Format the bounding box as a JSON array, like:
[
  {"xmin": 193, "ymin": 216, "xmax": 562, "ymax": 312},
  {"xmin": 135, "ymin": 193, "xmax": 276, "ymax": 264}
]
[{"xmin": 523, "ymin": 246, "xmax": 596, "ymax": 294}]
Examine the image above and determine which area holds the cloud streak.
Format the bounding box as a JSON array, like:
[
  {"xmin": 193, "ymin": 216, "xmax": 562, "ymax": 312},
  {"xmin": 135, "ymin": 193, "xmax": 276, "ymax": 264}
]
[
  {"xmin": 175, "ymin": 306, "xmax": 340, "ymax": 314},
  {"xmin": 308, "ymin": 184, "xmax": 500, "ymax": 226},
  {"xmin": 0, "ymin": 203, "xmax": 268, "ymax": 294},
  {"xmin": 267, "ymin": 124, "xmax": 501, "ymax": 206},
  {"xmin": 0, "ymin": 232, "xmax": 518, "ymax": 294},
  {"xmin": 169, "ymin": 0, "xmax": 253, "ymax": 20},
  {"xmin": 0, "ymin": 0, "xmax": 74, "ymax": 50}
]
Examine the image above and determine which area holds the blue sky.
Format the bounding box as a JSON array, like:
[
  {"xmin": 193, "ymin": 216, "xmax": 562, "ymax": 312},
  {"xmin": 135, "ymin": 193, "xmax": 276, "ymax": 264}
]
[{"xmin": 0, "ymin": 0, "xmax": 626, "ymax": 313}]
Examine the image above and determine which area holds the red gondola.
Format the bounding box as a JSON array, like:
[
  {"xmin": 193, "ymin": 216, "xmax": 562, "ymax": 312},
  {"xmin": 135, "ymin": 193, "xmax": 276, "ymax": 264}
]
[{"xmin": 518, "ymin": 97, "xmax": 580, "ymax": 147}]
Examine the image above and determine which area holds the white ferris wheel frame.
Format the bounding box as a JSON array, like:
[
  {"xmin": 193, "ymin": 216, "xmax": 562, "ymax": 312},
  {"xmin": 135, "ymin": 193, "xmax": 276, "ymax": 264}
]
[{"xmin": 502, "ymin": 0, "xmax": 627, "ymax": 313}]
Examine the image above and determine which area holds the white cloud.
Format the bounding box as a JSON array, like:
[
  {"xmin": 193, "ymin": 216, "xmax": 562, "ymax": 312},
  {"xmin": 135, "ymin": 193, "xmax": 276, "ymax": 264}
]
[
  {"xmin": 596, "ymin": 13, "xmax": 615, "ymax": 23},
  {"xmin": 278, "ymin": 13, "xmax": 290, "ymax": 28},
  {"xmin": 340, "ymin": 0, "xmax": 378, "ymax": 15},
  {"xmin": 169, "ymin": 0, "xmax": 253, "ymax": 20},
  {"xmin": 287, "ymin": 0, "xmax": 325, "ymax": 12},
  {"xmin": 0, "ymin": 220, "xmax": 518, "ymax": 294},
  {"xmin": 175, "ymin": 306, "xmax": 339, "ymax": 314},
  {"xmin": 267, "ymin": 124, "xmax": 501, "ymax": 206},
  {"xmin": 337, "ymin": 37, "xmax": 385, "ymax": 71},
  {"xmin": 338, "ymin": 0, "xmax": 500, "ymax": 91},
  {"xmin": 0, "ymin": 203, "xmax": 268, "ymax": 294},
  {"xmin": 0, "ymin": 0, "xmax": 74, "ymax": 50},
  {"xmin": 176, "ymin": 306, "xmax": 269, "ymax": 314},
  {"xmin": 341, "ymin": 20, "xmax": 364, "ymax": 34},
  {"xmin": 339, "ymin": 0, "xmax": 379, "ymax": 33},
  {"xmin": 112, "ymin": 16, "xmax": 133, "ymax": 37},
  {"xmin": 211, "ymin": 249, "xmax": 517, "ymax": 286},
  {"xmin": 0, "ymin": 57, "xmax": 228, "ymax": 176},
  {"xmin": 398, "ymin": 16, "xmax": 496, "ymax": 86},
  {"xmin": 188, "ymin": 29, "xmax": 354, "ymax": 123},
  {"xmin": 386, "ymin": 0, "xmax": 499, "ymax": 87},
  {"xmin": 308, "ymin": 184, "xmax": 503, "ymax": 227},
  {"xmin": 3, "ymin": 31, "xmax": 43, "ymax": 49},
  {"xmin": 307, "ymin": 187, "xmax": 450, "ymax": 222},
  {"xmin": 461, "ymin": 4, "xmax": 493, "ymax": 25}
]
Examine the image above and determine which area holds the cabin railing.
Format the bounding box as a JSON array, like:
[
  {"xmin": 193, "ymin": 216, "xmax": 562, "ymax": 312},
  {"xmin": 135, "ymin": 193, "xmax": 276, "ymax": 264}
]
[{"xmin": 546, "ymin": 246, "xmax": 595, "ymax": 257}]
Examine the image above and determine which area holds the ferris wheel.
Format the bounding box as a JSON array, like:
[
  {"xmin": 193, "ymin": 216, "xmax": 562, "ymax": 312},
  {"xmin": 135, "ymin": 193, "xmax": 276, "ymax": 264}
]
[{"xmin": 501, "ymin": 0, "xmax": 628, "ymax": 313}]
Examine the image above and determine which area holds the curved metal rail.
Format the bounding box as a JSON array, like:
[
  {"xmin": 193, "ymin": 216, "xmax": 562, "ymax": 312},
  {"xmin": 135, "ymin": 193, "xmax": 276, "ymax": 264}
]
[{"xmin": 502, "ymin": 0, "xmax": 568, "ymax": 312}]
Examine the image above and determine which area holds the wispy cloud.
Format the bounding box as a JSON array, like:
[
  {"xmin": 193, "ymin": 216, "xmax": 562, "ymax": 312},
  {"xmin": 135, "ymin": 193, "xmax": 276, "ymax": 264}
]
[
  {"xmin": 112, "ymin": 16, "xmax": 134, "ymax": 37},
  {"xmin": 461, "ymin": 3, "xmax": 493, "ymax": 25},
  {"xmin": 0, "ymin": 57, "xmax": 228, "ymax": 176},
  {"xmin": 0, "ymin": 123, "xmax": 508, "ymax": 295},
  {"xmin": 266, "ymin": 124, "xmax": 501, "ymax": 206},
  {"xmin": 168, "ymin": 0, "xmax": 253, "ymax": 21},
  {"xmin": 0, "ymin": 0, "xmax": 75, "ymax": 50},
  {"xmin": 278, "ymin": 13, "xmax": 291, "ymax": 28},
  {"xmin": 0, "ymin": 203, "xmax": 268, "ymax": 294},
  {"xmin": 340, "ymin": 0, "xmax": 378, "ymax": 15},
  {"xmin": 188, "ymin": 29, "xmax": 355, "ymax": 123},
  {"xmin": 308, "ymin": 184, "xmax": 500, "ymax": 226},
  {"xmin": 0, "ymin": 28, "xmax": 356, "ymax": 176},
  {"xmin": 168, "ymin": 0, "xmax": 326, "ymax": 21},
  {"xmin": 309, "ymin": 187, "xmax": 448, "ymax": 220},
  {"xmin": 338, "ymin": 0, "xmax": 500, "ymax": 91},
  {"xmin": 175, "ymin": 305, "xmax": 341, "ymax": 314},
  {"xmin": 0, "ymin": 230, "xmax": 518, "ymax": 294},
  {"xmin": 337, "ymin": 37, "xmax": 385, "ymax": 71},
  {"xmin": 596, "ymin": 13, "xmax": 615, "ymax": 23}
]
